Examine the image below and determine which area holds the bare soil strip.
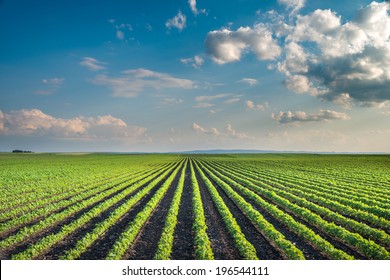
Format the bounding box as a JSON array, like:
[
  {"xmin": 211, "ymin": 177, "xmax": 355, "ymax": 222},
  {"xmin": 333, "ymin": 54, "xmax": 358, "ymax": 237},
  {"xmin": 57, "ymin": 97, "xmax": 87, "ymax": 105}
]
[
  {"xmin": 194, "ymin": 167, "xmax": 241, "ymax": 260},
  {"xmin": 170, "ymin": 162, "xmax": 195, "ymax": 259},
  {"xmin": 125, "ymin": 166, "xmax": 183, "ymax": 260}
]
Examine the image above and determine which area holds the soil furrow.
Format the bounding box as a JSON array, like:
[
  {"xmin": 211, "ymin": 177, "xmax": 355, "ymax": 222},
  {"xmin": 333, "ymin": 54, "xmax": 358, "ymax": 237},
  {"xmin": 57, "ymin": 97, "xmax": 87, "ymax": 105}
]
[
  {"xmin": 125, "ymin": 165, "xmax": 183, "ymax": 260},
  {"xmin": 170, "ymin": 161, "xmax": 195, "ymax": 259},
  {"xmin": 194, "ymin": 166, "xmax": 241, "ymax": 260}
]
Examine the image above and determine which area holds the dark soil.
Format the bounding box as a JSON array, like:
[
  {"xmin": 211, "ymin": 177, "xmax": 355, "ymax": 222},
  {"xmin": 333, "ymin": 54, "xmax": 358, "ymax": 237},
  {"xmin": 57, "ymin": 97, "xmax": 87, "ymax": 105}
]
[
  {"xmin": 256, "ymin": 188, "xmax": 367, "ymax": 260},
  {"xmin": 205, "ymin": 163, "xmax": 327, "ymax": 260},
  {"xmin": 170, "ymin": 162, "xmax": 195, "ymax": 259},
  {"xmin": 200, "ymin": 165, "xmax": 282, "ymax": 260},
  {"xmin": 3, "ymin": 169, "xmax": 164, "ymax": 259},
  {"xmin": 194, "ymin": 165, "xmax": 241, "ymax": 260},
  {"xmin": 125, "ymin": 165, "xmax": 183, "ymax": 260},
  {"xmin": 43, "ymin": 164, "xmax": 178, "ymax": 260}
]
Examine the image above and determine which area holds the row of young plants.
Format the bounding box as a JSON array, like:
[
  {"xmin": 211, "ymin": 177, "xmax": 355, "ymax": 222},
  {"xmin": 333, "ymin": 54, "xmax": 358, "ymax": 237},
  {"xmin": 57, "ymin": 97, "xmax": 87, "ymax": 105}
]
[
  {"xmin": 0, "ymin": 156, "xmax": 134, "ymax": 201},
  {"xmin": 200, "ymin": 160, "xmax": 354, "ymax": 259},
  {"xmin": 193, "ymin": 161, "xmax": 259, "ymax": 260},
  {"xmin": 215, "ymin": 160, "xmax": 390, "ymax": 249},
  {"xmin": 216, "ymin": 161, "xmax": 390, "ymax": 231},
  {"xmin": 189, "ymin": 160, "xmax": 214, "ymax": 260},
  {"xmin": 60, "ymin": 160, "xmax": 185, "ymax": 260},
  {"xmin": 0, "ymin": 171, "xmax": 130, "ymax": 213},
  {"xmin": 0, "ymin": 161, "xmax": 174, "ymax": 238},
  {"xmin": 244, "ymin": 164, "xmax": 390, "ymax": 218},
  {"xmin": 249, "ymin": 164, "xmax": 390, "ymax": 208},
  {"xmin": 0, "ymin": 168, "xmax": 148, "ymax": 222},
  {"xmin": 236, "ymin": 158, "xmax": 390, "ymax": 199},
  {"xmin": 1, "ymin": 161, "xmax": 179, "ymax": 256},
  {"xmin": 106, "ymin": 160, "xmax": 185, "ymax": 259},
  {"xmin": 220, "ymin": 160, "xmax": 390, "ymax": 211},
  {"xmin": 196, "ymin": 160, "xmax": 305, "ymax": 260},
  {"xmin": 207, "ymin": 160, "xmax": 390, "ymax": 259},
  {"xmin": 11, "ymin": 160, "xmax": 184, "ymax": 260},
  {"xmin": 154, "ymin": 160, "xmax": 187, "ymax": 259}
]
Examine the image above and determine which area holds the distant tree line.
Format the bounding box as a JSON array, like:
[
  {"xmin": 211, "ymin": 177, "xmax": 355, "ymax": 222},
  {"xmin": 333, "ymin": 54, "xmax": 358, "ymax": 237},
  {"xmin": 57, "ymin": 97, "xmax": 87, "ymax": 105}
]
[{"xmin": 12, "ymin": 150, "xmax": 34, "ymax": 153}]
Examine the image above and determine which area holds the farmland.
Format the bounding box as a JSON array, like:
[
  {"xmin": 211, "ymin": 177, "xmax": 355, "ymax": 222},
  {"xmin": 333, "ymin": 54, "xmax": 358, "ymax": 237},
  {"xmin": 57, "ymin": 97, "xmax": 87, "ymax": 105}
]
[{"xmin": 0, "ymin": 153, "xmax": 389, "ymax": 260}]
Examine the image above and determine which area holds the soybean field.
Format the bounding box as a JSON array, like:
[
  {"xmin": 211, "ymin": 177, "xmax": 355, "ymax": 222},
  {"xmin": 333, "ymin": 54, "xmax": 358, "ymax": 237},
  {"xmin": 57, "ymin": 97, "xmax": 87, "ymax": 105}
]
[{"xmin": 0, "ymin": 153, "xmax": 389, "ymax": 260}]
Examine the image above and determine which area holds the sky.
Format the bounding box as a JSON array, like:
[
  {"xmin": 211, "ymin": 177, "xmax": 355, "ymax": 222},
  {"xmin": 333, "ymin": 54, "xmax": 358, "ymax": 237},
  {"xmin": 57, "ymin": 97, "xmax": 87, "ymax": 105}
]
[{"xmin": 0, "ymin": 0, "xmax": 389, "ymax": 153}]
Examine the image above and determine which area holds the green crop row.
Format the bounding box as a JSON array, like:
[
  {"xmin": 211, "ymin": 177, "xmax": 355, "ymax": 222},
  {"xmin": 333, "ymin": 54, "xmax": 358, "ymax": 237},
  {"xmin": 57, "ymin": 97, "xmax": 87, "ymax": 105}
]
[
  {"xmin": 11, "ymin": 160, "xmax": 183, "ymax": 260},
  {"xmin": 60, "ymin": 161, "xmax": 184, "ymax": 260},
  {"xmin": 212, "ymin": 160, "xmax": 390, "ymax": 248},
  {"xmin": 193, "ymin": 161, "xmax": 259, "ymax": 260},
  {"xmin": 216, "ymin": 161, "xmax": 390, "ymax": 231},
  {"xmin": 201, "ymin": 160, "xmax": 353, "ymax": 259},
  {"xmin": 0, "ymin": 161, "xmax": 174, "ymax": 239},
  {"xmin": 190, "ymin": 160, "xmax": 214, "ymax": 260},
  {"xmin": 154, "ymin": 160, "xmax": 187, "ymax": 260},
  {"xmin": 106, "ymin": 160, "xmax": 185, "ymax": 260},
  {"xmin": 207, "ymin": 161, "xmax": 390, "ymax": 260},
  {"xmin": 197, "ymin": 160, "xmax": 305, "ymax": 260}
]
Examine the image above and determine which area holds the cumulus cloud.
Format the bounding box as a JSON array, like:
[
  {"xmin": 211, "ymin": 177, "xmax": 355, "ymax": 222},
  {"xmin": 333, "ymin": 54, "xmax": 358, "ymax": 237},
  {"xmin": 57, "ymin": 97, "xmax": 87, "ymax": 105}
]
[
  {"xmin": 0, "ymin": 109, "xmax": 146, "ymax": 141},
  {"xmin": 166, "ymin": 10, "xmax": 187, "ymax": 31},
  {"xmin": 246, "ymin": 100, "xmax": 269, "ymax": 111},
  {"xmin": 272, "ymin": 109, "xmax": 350, "ymax": 124},
  {"xmin": 278, "ymin": 0, "xmax": 306, "ymax": 14},
  {"xmin": 92, "ymin": 68, "xmax": 195, "ymax": 97},
  {"xmin": 192, "ymin": 122, "xmax": 249, "ymax": 139},
  {"xmin": 80, "ymin": 57, "xmax": 106, "ymax": 71},
  {"xmin": 279, "ymin": 1, "xmax": 390, "ymax": 106},
  {"xmin": 205, "ymin": 24, "xmax": 281, "ymax": 64},
  {"xmin": 206, "ymin": 1, "xmax": 390, "ymax": 107}
]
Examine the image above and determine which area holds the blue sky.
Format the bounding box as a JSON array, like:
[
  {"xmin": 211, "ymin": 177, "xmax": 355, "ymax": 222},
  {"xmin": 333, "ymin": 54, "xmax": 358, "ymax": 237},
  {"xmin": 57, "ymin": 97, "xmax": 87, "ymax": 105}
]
[{"xmin": 0, "ymin": 0, "xmax": 389, "ymax": 152}]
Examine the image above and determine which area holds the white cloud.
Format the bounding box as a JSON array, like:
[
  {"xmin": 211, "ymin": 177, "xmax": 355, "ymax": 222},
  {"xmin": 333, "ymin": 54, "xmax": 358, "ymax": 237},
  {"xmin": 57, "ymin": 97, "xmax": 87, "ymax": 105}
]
[
  {"xmin": 34, "ymin": 77, "xmax": 65, "ymax": 95},
  {"xmin": 246, "ymin": 100, "xmax": 268, "ymax": 111},
  {"xmin": 272, "ymin": 109, "xmax": 350, "ymax": 124},
  {"xmin": 188, "ymin": 0, "xmax": 207, "ymax": 16},
  {"xmin": 180, "ymin": 55, "xmax": 204, "ymax": 68},
  {"xmin": 278, "ymin": 0, "xmax": 306, "ymax": 14},
  {"xmin": 192, "ymin": 122, "xmax": 250, "ymax": 139},
  {"xmin": 279, "ymin": 2, "xmax": 390, "ymax": 105},
  {"xmin": 116, "ymin": 30, "xmax": 124, "ymax": 40},
  {"xmin": 92, "ymin": 68, "xmax": 195, "ymax": 98},
  {"xmin": 108, "ymin": 20, "xmax": 132, "ymax": 40},
  {"xmin": 80, "ymin": 57, "xmax": 106, "ymax": 71},
  {"xmin": 238, "ymin": 78, "xmax": 258, "ymax": 86},
  {"xmin": 195, "ymin": 93, "xmax": 230, "ymax": 102},
  {"xmin": 42, "ymin": 78, "xmax": 64, "ymax": 85},
  {"xmin": 224, "ymin": 97, "xmax": 240, "ymax": 104},
  {"xmin": 208, "ymin": 1, "xmax": 390, "ymax": 107},
  {"xmin": 192, "ymin": 103, "xmax": 214, "ymax": 108},
  {"xmin": 0, "ymin": 109, "xmax": 146, "ymax": 141},
  {"xmin": 225, "ymin": 123, "xmax": 249, "ymax": 139},
  {"xmin": 163, "ymin": 98, "xmax": 184, "ymax": 105},
  {"xmin": 205, "ymin": 24, "xmax": 281, "ymax": 64},
  {"xmin": 166, "ymin": 10, "xmax": 187, "ymax": 31}
]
